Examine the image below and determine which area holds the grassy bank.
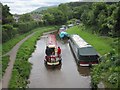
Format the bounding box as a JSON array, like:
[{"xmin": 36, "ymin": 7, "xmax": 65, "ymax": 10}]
[
  {"xmin": 2, "ymin": 31, "xmax": 33, "ymax": 55},
  {"xmin": 2, "ymin": 55, "xmax": 10, "ymax": 76},
  {"xmin": 66, "ymin": 24, "xmax": 114, "ymax": 55},
  {"xmin": 9, "ymin": 26, "xmax": 56, "ymax": 88},
  {"xmin": 2, "ymin": 26, "xmax": 58, "ymax": 55}
]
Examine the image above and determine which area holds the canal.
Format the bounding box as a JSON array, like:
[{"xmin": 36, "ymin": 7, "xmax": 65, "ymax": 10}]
[{"xmin": 28, "ymin": 34, "xmax": 91, "ymax": 88}]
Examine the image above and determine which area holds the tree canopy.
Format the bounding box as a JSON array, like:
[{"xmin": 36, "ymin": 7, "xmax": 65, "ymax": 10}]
[
  {"xmin": 2, "ymin": 3, "xmax": 14, "ymax": 24},
  {"xmin": 41, "ymin": 2, "xmax": 120, "ymax": 37}
]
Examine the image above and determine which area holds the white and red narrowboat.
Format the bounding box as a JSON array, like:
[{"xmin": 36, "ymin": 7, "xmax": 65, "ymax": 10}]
[{"xmin": 44, "ymin": 34, "xmax": 62, "ymax": 66}]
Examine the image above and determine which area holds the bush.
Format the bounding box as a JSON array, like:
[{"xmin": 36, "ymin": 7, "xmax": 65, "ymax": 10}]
[
  {"xmin": 91, "ymin": 49, "xmax": 120, "ymax": 88},
  {"xmin": 2, "ymin": 55, "xmax": 10, "ymax": 76},
  {"xmin": 2, "ymin": 24, "xmax": 18, "ymax": 43}
]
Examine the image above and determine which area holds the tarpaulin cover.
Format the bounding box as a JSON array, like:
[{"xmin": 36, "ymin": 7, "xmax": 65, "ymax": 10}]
[{"xmin": 59, "ymin": 31, "xmax": 68, "ymax": 38}]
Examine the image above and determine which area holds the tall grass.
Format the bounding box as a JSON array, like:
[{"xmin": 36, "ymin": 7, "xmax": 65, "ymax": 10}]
[
  {"xmin": 9, "ymin": 26, "xmax": 56, "ymax": 88},
  {"xmin": 2, "ymin": 55, "xmax": 10, "ymax": 76},
  {"xmin": 2, "ymin": 31, "xmax": 32, "ymax": 55},
  {"xmin": 67, "ymin": 25, "xmax": 114, "ymax": 55}
]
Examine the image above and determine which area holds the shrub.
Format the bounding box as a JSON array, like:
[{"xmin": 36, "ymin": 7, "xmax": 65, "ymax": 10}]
[
  {"xmin": 2, "ymin": 24, "xmax": 18, "ymax": 43},
  {"xmin": 2, "ymin": 55, "xmax": 10, "ymax": 76}
]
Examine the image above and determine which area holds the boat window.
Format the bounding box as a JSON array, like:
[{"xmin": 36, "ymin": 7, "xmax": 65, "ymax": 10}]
[
  {"xmin": 49, "ymin": 48, "xmax": 55, "ymax": 55},
  {"xmin": 79, "ymin": 55, "xmax": 99, "ymax": 61},
  {"xmin": 78, "ymin": 47, "xmax": 99, "ymax": 61},
  {"xmin": 78, "ymin": 47, "xmax": 98, "ymax": 56}
]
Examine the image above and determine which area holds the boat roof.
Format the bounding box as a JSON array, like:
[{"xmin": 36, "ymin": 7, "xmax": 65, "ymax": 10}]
[
  {"xmin": 71, "ymin": 34, "xmax": 92, "ymax": 48},
  {"xmin": 47, "ymin": 34, "xmax": 57, "ymax": 48}
]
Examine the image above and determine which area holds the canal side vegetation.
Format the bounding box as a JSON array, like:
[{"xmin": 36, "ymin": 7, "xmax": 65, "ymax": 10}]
[
  {"xmin": 2, "ymin": 31, "xmax": 34, "ymax": 55},
  {"xmin": 2, "ymin": 55, "xmax": 10, "ymax": 76},
  {"xmin": 9, "ymin": 26, "xmax": 56, "ymax": 88},
  {"xmin": 2, "ymin": 26, "xmax": 56, "ymax": 55}
]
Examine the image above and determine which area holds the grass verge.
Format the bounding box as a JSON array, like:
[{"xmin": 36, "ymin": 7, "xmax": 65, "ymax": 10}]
[
  {"xmin": 66, "ymin": 24, "xmax": 114, "ymax": 55},
  {"xmin": 9, "ymin": 26, "xmax": 56, "ymax": 88},
  {"xmin": 2, "ymin": 31, "xmax": 32, "ymax": 55},
  {"xmin": 2, "ymin": 26, "xmax": 58, "ymax": 55},
  {"xmin": 2, "ymin": 55, "xmax": 10, "ymax": 76}
]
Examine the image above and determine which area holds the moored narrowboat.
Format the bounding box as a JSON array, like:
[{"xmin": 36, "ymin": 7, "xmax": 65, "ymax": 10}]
[{"xmin": 69, "ymin": 34, "xmax": 99, "ymax": 66}]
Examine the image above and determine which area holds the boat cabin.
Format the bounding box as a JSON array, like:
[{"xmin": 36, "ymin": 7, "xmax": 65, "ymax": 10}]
[{"xmin": 69, "ymin": 34, "xmax": 99, "ymax": 66}]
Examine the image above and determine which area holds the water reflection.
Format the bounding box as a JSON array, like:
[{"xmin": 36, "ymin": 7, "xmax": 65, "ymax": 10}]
[
  {"xmin": 44, "ymin": 63, "xmax": 62, "ymax": 70},
  {"xmin": 77, "ymin": 66, "xmax": 91, "ymax": 76}
]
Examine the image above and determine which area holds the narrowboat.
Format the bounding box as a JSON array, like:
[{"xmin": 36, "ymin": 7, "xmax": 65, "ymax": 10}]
[
  {"xmin": 44, "ymin": 34, "xmax": 62, "ymax": 66},
  {"xmin": 69, "ymin": 34, "xmax": 99, "ymax": 66}
]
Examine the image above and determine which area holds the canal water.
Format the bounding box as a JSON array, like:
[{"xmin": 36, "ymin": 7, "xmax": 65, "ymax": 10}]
[{"xmin": 28, "ymin": 35, "xmax": 91, "ymax": 88}]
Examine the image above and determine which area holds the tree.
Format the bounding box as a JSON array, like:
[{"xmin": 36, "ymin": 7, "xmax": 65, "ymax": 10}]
[
  {"xmin": 113, "ymin": 3, "xmax": 120, "ymax": 37},
  {"xmin": 43, "ymin": 7, "xmax": 67, "ymax": 25},
  {"xmin": 2, "ymin": 3, "xmax": 14, "ymax": 24},
  {"xmin": 19, "ymin": 14, "xmax": 33, "ymax": 22},
  {"xmin": 53, "ymin": 9, "xmax": 66, "ymax": 24},
  {"xmin": 2, "ymin": 24, "xmax": 18, "ymax": 42},
  {"xmin": 58, "ymin": 4, "xmax": 70, "ymax": 20},
  {"xmin": 43, "ymin": 13, "xmax": 55, "ymax": 25}
]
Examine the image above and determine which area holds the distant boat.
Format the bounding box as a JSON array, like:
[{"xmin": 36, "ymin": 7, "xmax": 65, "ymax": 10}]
[{"xmin": 59, "ymin": 31, "xmax": 69, "ymax": 39}]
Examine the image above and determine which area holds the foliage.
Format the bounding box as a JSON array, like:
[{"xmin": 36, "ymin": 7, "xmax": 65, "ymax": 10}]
[
  {"xmin": 91, "ymin": 36, "xmax": 119, "ymax": 88},
  {"xmin": 43, "ymin": 7, "xmax": 67, "ymax": 25},
  {"xmin": 58, "ymin": 4, "xmax": 72, "ymax": 20},
  {"xmin": 1, "ymin": 3, "xmax": 14, "ymax": 24},
  {"xmin": 2, "ymin": 55, "xmax": 10, "ymax": 76},
  {"xmin": 2, "ymin": 28, "xmax": 35, "ymax": 55},
  {"xmin": 67, "ymin": 18, "xmax": 78, "ymax": 24},
  {"xmin": 2, "ymin": 19, "xmax": 43, "ymax": 43},
  {"xmin": 2, "ymin": 24, "xmax": 18, "ymax": 43},
  {"xmin": 43, "ymin": 13, "xmax": 55, "ymax": 25},
  {"xmin": 16, "ymin": 21, "xmax": 41, "ymax": 34},
  {"xmin": 41, "ymin": 2, "xmax": 119, "ymax": 37},
  {"xmin": 91, "ymin": 49, "xmax": 120, "ymax": 88},
  {"xmin": 79, "ymin": 2, "xmax": 119, "ymax": 37},
  {"xmin": 2, "ymin": 26, "xmax": 56, "ymax": 55},
  {"xmin": 18, "ymin": 14, "xmax": 33, "ymax": 22}
]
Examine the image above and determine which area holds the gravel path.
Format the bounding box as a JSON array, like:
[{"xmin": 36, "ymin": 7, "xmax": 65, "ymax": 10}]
[{"xmin": 1, "ymin": 32, "xmax": 35, "ymax": 88}]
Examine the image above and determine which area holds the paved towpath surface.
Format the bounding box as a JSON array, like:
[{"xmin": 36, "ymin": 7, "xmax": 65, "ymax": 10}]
[{"xmin": 1, "ymin": 32, "xmax": 35, "ymax": 88}]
